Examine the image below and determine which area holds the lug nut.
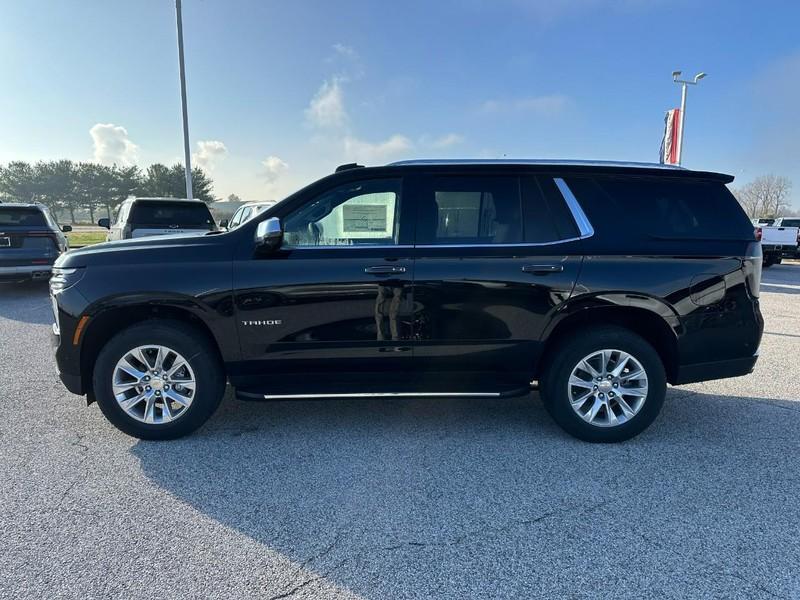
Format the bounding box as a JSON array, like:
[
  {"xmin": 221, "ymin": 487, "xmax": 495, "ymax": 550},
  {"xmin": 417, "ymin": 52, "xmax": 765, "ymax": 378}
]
[
  {"xmin": 143, "ymin": 376, "xmax": 150, "ymax": 382},
  {"xmin": 613, "ymin": 382, "xmax": 618, "ymax": 388},
  {"xmin": 609, "ymin": 392, "xmax": 615, "ymax": 398},
  {"xmin": 593, "ymin": 385, "xmax": 598, "ymax": 390},
  {"xmin": 155, "ymin": 390, "xmax": 161, "ymax": 396},
  {"xmin": 164, "ymin": 385, "xmax": 170, "ymax": 391},
  {"xmin": 607, "ymin": 375, "xmax": 613, "ymax": 380},
  {"xmin": 599, "ymin": 393, "xmax": 605, "ymax": 399},
  {"xmin": 145, "ymin": 385, "xmax": 151, "ymax": 391}
]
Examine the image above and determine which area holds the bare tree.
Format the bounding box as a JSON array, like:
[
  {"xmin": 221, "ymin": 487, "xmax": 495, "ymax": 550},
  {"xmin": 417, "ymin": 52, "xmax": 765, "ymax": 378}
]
[{"xmin": 734, "ymin": 174, "xmax": 793, "ymax": 218}]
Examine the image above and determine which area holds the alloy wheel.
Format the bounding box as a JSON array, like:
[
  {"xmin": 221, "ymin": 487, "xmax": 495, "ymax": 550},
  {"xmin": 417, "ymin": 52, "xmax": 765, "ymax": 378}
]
[
  {"xmin": 567, "ymin": 349, "xmax": 648, "ymax": 427},
  {"xmin": 112, "ymin": 345, "xmax": 196, "ymax": 424}
]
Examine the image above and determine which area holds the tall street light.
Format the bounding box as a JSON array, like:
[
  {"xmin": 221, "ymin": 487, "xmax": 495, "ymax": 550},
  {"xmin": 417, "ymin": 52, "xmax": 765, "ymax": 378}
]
[
  {"xmin": 175, "ymin": 0, "xmax": 193, "ymax": 199},
  {"xmin": 671, "ymin": 70, "xmax": 707, "ymax": 166}
]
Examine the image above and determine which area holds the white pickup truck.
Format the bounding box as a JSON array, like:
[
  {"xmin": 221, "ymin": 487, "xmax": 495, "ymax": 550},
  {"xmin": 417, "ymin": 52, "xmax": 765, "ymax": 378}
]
[{"xmin": 757, "ymin": 222, "xmax": 800, "ymax": 267}]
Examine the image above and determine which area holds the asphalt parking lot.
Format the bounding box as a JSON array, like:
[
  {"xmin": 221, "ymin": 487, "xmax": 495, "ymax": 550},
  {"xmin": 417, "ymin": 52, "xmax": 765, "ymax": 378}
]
[{"xmin": 1, "ymin": 266, "xmax": 799, "ymax": 599}]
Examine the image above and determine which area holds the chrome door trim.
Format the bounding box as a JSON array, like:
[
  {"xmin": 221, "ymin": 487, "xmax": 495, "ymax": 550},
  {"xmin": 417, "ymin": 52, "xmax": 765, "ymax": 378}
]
[
  {"xmin": 554, "ymin": 177, "xmax": 595, "ymax": 238},
  {"xmin": 261, "ymin": 392, "xmax": 503, "ymax": 399}
]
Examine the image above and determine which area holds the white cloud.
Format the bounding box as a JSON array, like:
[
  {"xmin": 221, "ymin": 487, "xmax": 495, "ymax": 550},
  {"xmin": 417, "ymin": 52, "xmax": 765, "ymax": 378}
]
[
  {"xmin": 90, "ymin": 123, "xmax": 138, "ymax": 166},
  {"xmin": 480, "ymin": 94, "xmax": 570, "ymax": 115},
  {"xmin": 343, "ymin": 135, "xmax": 413, "ymax": 164},
  {"xmin": 331, "ymin": 43, "xmax": 358, "ymax": 61},
  {"xmin": 306, "ymin": 78, "xmax": 348, "ymax": 129},
  {"xmin": 193, "ymin": 140, "xmax": 228, "ymax": 170},
  {"xmin": 428, "ymin": 133, "xmax": 465, "ymax": 148},
  {"xmin": 262, "ymin": 155, "xmax": 289, "ymax": 183}
]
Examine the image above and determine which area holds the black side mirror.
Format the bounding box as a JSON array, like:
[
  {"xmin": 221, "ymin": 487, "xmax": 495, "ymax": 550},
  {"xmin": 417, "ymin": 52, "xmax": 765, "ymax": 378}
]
[
  {"xmin": 61, "ymin": 225, "xmax": 72, "ymax": 233},
  {"xmin": 219, "ymin": 219, "xmax": 229, "ymax": 229},
  {"xmin": 255, "ymin": 217, "xmax": 283, "ymax": 251},
  {"xmin": 98, "ymin": 218, "xmax": 110, "ymax": 229}
]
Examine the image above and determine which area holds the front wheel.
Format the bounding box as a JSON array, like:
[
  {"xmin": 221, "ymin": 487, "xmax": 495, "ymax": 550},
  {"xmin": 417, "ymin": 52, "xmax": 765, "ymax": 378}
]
[
  {"xmin": 92, "ymin": 320, "xmax": 225, "ymax": 440},
  {"xmin": 540, "ymin": 327, "xmax": 667, "ymax": 443}
]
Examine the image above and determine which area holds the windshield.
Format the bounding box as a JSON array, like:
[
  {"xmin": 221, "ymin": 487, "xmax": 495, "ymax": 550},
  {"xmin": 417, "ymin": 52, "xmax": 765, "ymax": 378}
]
[{"xmin": 0, "ymin": 207, "xmax": 47, "ymax": 226}]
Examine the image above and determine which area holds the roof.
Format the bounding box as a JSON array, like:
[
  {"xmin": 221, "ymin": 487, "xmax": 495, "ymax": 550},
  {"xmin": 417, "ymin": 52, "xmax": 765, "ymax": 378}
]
[
  {"xmin": 132, "ymin": 197, "xmax": 207, "ymax": 203},
  {"xmin": 388, "ymin": 159, "xmax": 685, "ymax": 170},
  {"xmin": 0, "ymin": 202, "xmax": 45, "ymax": 209}
]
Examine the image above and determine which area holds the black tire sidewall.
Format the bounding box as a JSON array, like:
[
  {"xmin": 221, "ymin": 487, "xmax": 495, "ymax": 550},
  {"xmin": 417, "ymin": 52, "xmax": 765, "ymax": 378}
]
[
  {"xmin": 92, "ymin": 320, "xmax": 225, "ymax": 440},
  {"xmin": 541, "ymin": 327, "xmax": 667, "ymax": 443}
]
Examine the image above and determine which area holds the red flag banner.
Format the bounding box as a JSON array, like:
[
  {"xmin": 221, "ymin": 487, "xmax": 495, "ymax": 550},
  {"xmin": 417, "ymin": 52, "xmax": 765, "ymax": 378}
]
[{"xmin": 659, "ymin": 108, "xmax": 681, "ymax": 165}]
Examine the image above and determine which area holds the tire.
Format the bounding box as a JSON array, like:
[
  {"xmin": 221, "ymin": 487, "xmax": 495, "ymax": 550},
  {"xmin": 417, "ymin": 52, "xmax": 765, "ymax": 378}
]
[
  {"xmin": 92, "ymin": 319, "xmax": 226, "ymax": 440},
  {"xmin": 540, "ymin": 326, "xmax": 667, "ymax": 443}
]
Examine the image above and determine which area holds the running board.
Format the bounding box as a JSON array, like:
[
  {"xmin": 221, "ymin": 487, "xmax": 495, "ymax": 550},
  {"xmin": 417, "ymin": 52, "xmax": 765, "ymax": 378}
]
[{"xmin": 235, "ymin": 389, "xmax": 530, "ymax": 401}]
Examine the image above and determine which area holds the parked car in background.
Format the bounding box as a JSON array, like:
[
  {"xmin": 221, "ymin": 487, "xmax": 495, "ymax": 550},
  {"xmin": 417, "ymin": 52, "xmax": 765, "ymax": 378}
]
[
  {"xmin": 98, "ymin": 197, "xmax": 216, "ymax": 241},
  {"xmin": 757, "ymin": 222, "xmax": 799, "ymax": 266},
  {"xmin": 51, "ymin": 159, "xmax": 763, "ymax": 443},
  {"xmin": 773, "ymin": 217, "xmax": 800, "ymax": 258},
  {"xmin": 219, "ymin": 201, "xmax": 276, "ymax": 231},
  {"xmin": 0, "ymin": 203, "xmax": 71, "ymax": 282}
]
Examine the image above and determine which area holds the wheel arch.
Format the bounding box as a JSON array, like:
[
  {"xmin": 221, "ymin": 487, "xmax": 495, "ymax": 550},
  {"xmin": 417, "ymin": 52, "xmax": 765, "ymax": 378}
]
[
  {"xmin": 537, "ymin": 304, "xmax": 681, "ymax": 384},
  {"xmin": 80, "ymin": 304, "xmax": 225, "ymax": 399}
]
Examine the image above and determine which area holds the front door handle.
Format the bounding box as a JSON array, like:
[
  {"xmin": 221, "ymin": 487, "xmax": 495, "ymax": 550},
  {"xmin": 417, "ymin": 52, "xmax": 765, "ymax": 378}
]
[
  {"xmin": 522, "ymin": 264, "xmax": 564, "ymax": 275},
  {"xmin": 365, "ymin": 265, "xmax": 407, "ymax": 275}
]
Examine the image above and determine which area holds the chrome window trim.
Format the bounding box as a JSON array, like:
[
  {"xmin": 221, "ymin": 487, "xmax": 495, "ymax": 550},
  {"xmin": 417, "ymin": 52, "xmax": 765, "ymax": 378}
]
[
  {"xmin": 554, "ymin": 177, "xmax": 595, "ymax": 239},
  {"xmin": 415, "ymin": 238, "xmax": 584, "ymax": 249},
  {"xmin": 286, "ymin": 244, "xmax": 413, "ymax": 250}
]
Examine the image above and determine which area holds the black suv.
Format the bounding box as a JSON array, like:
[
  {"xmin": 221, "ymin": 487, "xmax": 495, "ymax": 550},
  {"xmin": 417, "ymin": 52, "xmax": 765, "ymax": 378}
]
[
  {"xmin": 0, "ymin": 202, "xmax": 71, "ymax": 282},
  {"xmin": 51, "ymin": 160, "xmax": 763, "ymax": 442}
]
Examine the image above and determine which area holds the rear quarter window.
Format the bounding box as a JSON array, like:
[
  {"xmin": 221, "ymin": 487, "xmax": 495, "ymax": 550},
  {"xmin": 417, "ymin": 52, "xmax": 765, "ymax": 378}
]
[
  {"xmin": 131, "ymin": 202, "xmax": 215, "ymax": 228},
  {"xmin": 566, "ymin": 176, "xmax": 754, "ymax": 240}
]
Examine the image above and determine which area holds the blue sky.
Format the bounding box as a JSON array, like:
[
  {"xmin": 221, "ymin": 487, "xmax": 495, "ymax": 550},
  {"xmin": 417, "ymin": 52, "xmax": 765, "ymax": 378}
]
[{"xmin": 1, "ymin": 0, "xmax": 798, "ymax": 205}]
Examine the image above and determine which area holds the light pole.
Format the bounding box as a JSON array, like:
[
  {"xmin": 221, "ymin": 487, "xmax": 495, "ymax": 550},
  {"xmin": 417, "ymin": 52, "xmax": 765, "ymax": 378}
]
[
  {"xmin": 175, "ymin": 0, "xmax": 193, "ymax": 199},
  {"xmin": 671, "ymin": 70, "xmax": 707, "ymax": 166}
]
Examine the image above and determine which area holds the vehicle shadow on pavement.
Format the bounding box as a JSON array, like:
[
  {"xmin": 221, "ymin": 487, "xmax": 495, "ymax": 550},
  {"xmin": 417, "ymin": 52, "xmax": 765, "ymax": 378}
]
[
  {"xmin": 131, "ymin": 389, "xmax": 800, "ymax": 599},
  {"xmin": 0, "ymin": 281, "xmax": 53, "ymax": 324}
]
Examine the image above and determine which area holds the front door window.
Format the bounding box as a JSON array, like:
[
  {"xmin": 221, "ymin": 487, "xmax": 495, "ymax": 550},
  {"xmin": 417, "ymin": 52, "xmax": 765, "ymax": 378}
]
[{"xmin": 282, "ymin": 179, "xmax": 401, "ymax": 247}]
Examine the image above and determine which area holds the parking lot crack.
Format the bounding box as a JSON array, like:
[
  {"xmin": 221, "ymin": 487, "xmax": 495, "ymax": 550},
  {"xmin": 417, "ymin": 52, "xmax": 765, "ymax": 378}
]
[
  {"xmin": 380, "ymin": 501, "xmax": 609, "ymax": 552},
  {"xmin": 266, "ymin": 557, "xmax": 349, "ymax": 600}
]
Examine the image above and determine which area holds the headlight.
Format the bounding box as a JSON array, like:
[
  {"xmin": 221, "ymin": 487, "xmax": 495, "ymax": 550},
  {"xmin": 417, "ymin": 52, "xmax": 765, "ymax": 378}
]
[{"xmin": 50, "ymin": 267, "xmax": 85, "ymax": 293}]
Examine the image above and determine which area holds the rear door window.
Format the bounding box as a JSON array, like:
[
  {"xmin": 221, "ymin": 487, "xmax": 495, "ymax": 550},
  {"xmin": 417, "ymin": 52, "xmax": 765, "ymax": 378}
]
[
  {"xmin": 779, "ymin": 219, "xmax": 800, "ymax": 228},
  {"xmin": 0, "ymin": 207, "xmax": 47, "ymax": 226},
  {"xmin": 566, "ymin": 176, "xmax": 754, "ymax": 240},
  {"xmin": 131, "ymin": 202, "xmax": 215, "ymax": 228},
  {"xmin": 416, "ymin": 175, "xmax": 522, "ymax": 245},
  {"xmin": 521, "ymin": 177, "xmax": 580, "ymax": 242}
]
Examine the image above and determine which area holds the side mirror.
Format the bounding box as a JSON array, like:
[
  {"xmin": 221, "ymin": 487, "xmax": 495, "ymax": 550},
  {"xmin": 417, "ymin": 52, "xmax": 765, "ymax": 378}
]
[
  {"xmin": 219, "ymin": 219, "xmax": 229, "ymax": 229},
  {"xmin": 98, "ymin": 218, "xmax": 110, "ymax": 229},
  {"xmin": 61, "ymin": 225, "xmax": 72, "ymax": 233},
  {"xmin": 255, "ymin": 217, "xmax": 283, "ymax": 251}
]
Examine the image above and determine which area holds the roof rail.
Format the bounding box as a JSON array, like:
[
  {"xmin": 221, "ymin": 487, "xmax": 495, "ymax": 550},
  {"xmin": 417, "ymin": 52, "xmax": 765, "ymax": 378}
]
[{"xmin": 335, "ymin": 163, "xmax": 365, "ymax": 173}]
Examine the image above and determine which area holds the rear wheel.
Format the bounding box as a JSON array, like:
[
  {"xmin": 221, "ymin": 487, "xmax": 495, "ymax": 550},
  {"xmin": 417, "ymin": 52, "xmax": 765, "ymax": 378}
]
[
  {"xmin": 540, "ymin": 327, "xmax": 666, "ymax": 443},
  {"xmin": 92, "ymin": 320, "xmax": 225, "ymax": 440}
]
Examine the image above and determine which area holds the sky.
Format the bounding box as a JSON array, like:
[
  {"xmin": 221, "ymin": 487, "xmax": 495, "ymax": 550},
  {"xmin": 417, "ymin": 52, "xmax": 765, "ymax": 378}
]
[{"xmin": 1, "ymin": 0, "xmax": 798, "ymax": 205}]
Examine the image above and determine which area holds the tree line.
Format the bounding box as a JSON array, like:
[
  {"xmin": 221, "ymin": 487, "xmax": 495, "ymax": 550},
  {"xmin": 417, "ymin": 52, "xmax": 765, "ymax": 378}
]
[
  {"xmin": 0, "ymin": 160, "xmax": 215, "ymax": 223},
  {"xmin": 734, "ymin": 174, "xmax": 797, "ymax": 219}
]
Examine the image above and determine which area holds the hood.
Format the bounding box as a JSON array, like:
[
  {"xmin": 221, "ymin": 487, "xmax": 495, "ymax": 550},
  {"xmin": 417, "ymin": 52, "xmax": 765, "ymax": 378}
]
[{"xmin": 55, "ymin": 231, "xmax": 231, "ymax": 268}]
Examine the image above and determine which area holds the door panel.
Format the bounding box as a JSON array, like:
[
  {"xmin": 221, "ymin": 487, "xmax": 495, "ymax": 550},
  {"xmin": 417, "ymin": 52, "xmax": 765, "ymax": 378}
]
[
  {"xmin": 407, "ymin": 171, "xmax": 584, "ymax": 386},
  {"xmin": 413, "ymin": 247, "xmax": 582, "ymax": 381},
  {"xmin": 231, "ymin": 247, "xmax": 414, "ymax": 386}
]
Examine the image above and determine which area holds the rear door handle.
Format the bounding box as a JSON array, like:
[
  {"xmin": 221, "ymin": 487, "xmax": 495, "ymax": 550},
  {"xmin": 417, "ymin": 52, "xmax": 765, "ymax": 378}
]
[
  {"xmin": 522, "ymin": 264, "xmax": 564, "ymax": 275},
  {"xmin": 365, "ymin": 265, "xmax": 407, "ymax": 275}
]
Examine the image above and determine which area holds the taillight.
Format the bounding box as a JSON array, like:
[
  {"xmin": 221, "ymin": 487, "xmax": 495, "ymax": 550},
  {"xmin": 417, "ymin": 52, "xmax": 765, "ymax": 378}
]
[
  {"xmin": 744, "ymin": 242, "xmax": 762, "ymax": 298},
  {"xmin": 755, "ymin": 227, "xmax": 762, "ymax": 242}
]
